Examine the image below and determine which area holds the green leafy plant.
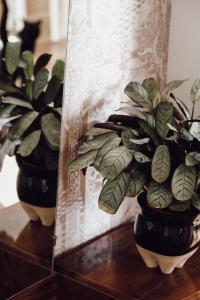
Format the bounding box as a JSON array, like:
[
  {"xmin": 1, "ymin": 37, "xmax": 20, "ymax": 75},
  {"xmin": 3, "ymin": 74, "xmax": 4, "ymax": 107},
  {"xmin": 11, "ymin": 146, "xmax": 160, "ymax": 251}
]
[
  {"xmin": 0, "ymin": 42, "xmax": 64, "ymax": 170},
  {"xmin": 69, "ymin": 77, "xmax": 200, "ymax": 214}
]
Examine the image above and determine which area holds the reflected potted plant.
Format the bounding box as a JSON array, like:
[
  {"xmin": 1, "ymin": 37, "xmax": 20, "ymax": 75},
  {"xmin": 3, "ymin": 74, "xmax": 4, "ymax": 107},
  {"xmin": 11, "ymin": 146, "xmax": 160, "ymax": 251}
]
[
  {"xmin": 68, "ymin": 78, "xmax": 200, "ymax": 274},
  {"xmin": 0, "ymin": 42, "xmax": 64, "ymax": 226}
]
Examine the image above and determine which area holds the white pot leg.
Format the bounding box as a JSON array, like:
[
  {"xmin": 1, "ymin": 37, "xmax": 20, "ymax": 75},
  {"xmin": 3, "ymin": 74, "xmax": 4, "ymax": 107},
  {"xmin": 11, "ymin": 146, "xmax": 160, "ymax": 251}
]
[
  {"xmin": 20, "ymin": 201, "xmax": 39, "ymax": 221},
  {"xmin": 20, "ymin": 201, "xmax": 55, "ymax": 227}
]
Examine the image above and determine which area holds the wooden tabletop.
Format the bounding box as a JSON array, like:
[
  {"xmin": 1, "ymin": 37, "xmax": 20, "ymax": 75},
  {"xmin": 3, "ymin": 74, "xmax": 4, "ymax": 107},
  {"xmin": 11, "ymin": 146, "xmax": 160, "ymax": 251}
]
[
  {"xmin": 0, "ymin": 203, "xmax": 54, "ymax": 266},
  {"xmin": 56, "ymin": 223, "xmax": 200, "ymax": 300}
]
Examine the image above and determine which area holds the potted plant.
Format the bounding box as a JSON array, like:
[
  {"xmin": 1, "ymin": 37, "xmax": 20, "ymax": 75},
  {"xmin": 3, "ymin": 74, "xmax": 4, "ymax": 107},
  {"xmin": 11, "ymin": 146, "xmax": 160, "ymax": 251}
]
[
  {"xmin": 68, "ymin": 78, "xmax": 200, "ymax": 274},
  {"xmin": 0, "ymin": 42, "xmax": 64, "ymax": 226}
]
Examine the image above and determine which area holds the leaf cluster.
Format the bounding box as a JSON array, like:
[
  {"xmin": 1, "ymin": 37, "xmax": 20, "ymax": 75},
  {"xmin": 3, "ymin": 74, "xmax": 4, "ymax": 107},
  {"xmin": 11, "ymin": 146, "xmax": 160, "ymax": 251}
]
[
  {"xmin": 0, "ymin": 42, "xmax": 64, "ymax": 170},
  {"xmin": 69, "ymin": 78, "xmax": 200, "ymax": 214}
]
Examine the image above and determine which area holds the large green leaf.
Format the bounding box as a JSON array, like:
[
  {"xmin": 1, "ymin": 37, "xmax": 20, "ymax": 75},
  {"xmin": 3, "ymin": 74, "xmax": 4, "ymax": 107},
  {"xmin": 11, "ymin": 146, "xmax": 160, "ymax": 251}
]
[
  {"xmin": 0, "ymin": 104, "xmax": 15, "ymax": 117},
  {"xmin": 41, "ymin": 113, "xmax": 61, "ymax": 150},
  {"xmin": 25, "ymin": 80, "xmax": 33, "ymax": 100},
  {"xmin": 124, "ymin": 82, "xmax": 152, "ymax": 109},
  {"xmin": 22, "ymin": 51, "xmax": 34, "ymax": 79},
  {"xmin": 192, "ymin": 193, "xmax": 200, "ymax": 211},
  {"xmin": 5, "ymin": 42, "xmax": 21, "ymax": 75},
  {"xmin": 93, "ymin": 136, "xmax": 121, "ymax": 170},
  {"xmin": 142, "ymin": 78, "xmax": 157, "ymax": 104},
  {"xmin": 33, "ymin": 68, "xmax": 49, "ymax": 99},
  {"xmin": 17, "ymin": 130, "xmax": 41, "ymax": 157},
  {"xmin": 99, "ymin": 146, "xmax": 134, "ymax": 180},
  {"xmin": 0, "ymin": 139, "xmax": 13, "ymax": 171},
  {"xmin": 0, "ymin": 82, "xmax": 24, "ymax": 96},
  {"xmin": 162, "ymin": 79, "xmax": 188, "ymax": 97},
  {"xmin": 147, "ymin": 181, "xmax": 172, "ymax": 208},
  {"xmin": 98, "ymin": 172, "xmax": 130, "ymax": 214},
  {"xmin": 8, "ymin": 111, "xmax": 38, "ymax": 141},
  {"xmin": 171, "ymin": 164, "xmax": 196, "ymax": 201},
  {"xmin": 118, "ymin": 106, "xmax": 147, "ymax": 121},
  {"xmin": 185, "ymin": 152, "xmax": 200, "ymax": 167},
  {"xmin": 2, "ymin": 96, "xmax": 33, "ymax": 109},
  {"xmin": 155, "ymin": 101, "xmax": 173, "ymax": 138},
  {"xmin": 52, "ymin": 60, "xmax": 65, "ymax": 81},
  {"xmin": 191, "ymin": 79, "xmax": 200, "ymax": 103},
  {"xmin": 190, "ymin": 122, "xmax": 200, "ymax": 141},
  {"xmin": 0, "ymin": 114, "xmax": 21, "ymax": 129},
  {"xmin": 44, "ymin": 76, "xmax": 62, "ymax": 104},
  {"xmin": 68, "ymin": 149, "xmax": 98, "ymax": 173},
  {"xmin": 78, "ymin": 132, "xmax": 118, "ymax": 155},
  {"xmin": 121, "ymin": 129, "xmax": 139, "ymax": 149},
  {"xmin": 85, "ymin": 127, "xmax": 113, "ymax": 136},
  {"xmin": 126, "ymin": 171, "xmax": 145, "ymax": 197},
  {"xmin": 152, "ymin": 145, "xmax": 171, "ymax": 183},
  {"xmin": 138, "ymin": 119, "xmax": 159, "ymax": 145}
]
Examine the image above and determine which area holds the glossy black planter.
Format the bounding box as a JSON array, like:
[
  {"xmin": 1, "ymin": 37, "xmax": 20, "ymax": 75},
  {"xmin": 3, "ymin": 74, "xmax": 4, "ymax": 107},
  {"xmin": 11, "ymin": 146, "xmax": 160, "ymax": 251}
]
[
  {"xmin": 134, "ymin": 193, "xmax": 199, "ymax": 256},
  {"xmin": 15, "ymin": 156, "xmax": 57, "ymax": 226},
  {"xmin": 16, "ymin": 156, "xmax": 58, "ymax": 209}
]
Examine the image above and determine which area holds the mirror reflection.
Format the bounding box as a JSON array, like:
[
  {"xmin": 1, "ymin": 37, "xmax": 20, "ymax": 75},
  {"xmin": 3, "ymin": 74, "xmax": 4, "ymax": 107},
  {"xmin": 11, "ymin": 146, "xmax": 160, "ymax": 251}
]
[{"xmin": 0, "ymin": 0, "xmax": 67, "ymax": 298}]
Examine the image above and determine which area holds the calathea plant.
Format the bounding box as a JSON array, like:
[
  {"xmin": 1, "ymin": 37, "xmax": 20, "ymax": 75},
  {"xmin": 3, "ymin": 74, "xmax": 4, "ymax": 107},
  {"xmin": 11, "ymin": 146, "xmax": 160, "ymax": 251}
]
[
  {"xmin": 0, "ymin": 42, "xmax": 64, "ymax": 170},
  {"xmin": 69, "ymin": 77, "xmax": 200, "ymax": 214}
]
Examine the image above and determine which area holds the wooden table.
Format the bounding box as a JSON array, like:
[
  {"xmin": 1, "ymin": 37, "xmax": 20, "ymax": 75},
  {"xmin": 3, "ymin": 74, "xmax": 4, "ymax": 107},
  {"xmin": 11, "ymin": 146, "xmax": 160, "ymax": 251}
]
[
  {"xmin": 0, "ymin": 203, "xmax": 54, "ymax": 266},
  {"xmin": 56, "ymin": 223, "xmax": 200, "ymax": 300}
]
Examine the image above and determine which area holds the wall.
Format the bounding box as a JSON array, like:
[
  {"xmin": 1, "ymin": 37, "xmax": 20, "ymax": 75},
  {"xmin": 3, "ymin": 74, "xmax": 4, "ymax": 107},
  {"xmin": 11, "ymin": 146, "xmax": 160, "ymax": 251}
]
[
  {"xmin": 167, "ymin": 0, "xmax": 200, "ymax": 115},
  {"xmin": 55, "ymin": 0, "xmax": 171, "ymax": 256}
]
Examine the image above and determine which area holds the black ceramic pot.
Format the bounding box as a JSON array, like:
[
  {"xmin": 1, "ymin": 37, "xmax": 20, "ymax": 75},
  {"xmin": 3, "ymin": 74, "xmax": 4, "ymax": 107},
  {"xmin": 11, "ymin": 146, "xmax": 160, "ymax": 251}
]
[
  {"xmin": 134, "ymin": 193, "xmax": 200, "ymax": 273},
  {"xmin": 16, "ymin": 156, "xmax": 58, "ymax": 226}
]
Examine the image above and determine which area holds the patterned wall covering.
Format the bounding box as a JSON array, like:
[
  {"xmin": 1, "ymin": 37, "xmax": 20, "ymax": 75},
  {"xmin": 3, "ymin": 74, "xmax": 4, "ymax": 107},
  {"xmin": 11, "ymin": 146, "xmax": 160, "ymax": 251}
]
[{"xmin": 55, "ymin": 0, "xmax": 171, "ymax": 256}]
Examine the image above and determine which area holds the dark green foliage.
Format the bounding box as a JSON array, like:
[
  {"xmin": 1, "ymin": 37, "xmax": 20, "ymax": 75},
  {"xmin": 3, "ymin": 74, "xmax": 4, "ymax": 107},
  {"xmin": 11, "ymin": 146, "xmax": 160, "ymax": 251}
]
[
  {"xmin": 69, "ymin": 77, "xmax": 200, "ymax": 214},
  {"xmin": 0, "ymin": 42, "xmax": 64, "ymax": 170}
]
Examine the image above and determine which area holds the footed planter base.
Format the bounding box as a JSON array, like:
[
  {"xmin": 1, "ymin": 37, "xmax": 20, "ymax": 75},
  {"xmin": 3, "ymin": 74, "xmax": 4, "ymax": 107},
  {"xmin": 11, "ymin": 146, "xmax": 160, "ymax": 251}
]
[
  {"xmin": 20, "ymin": 201, "xmax": 55, "ymax": 227},
  {"xmin": 134, "ymin": 193, "xmax": 200, "ymax": 274},
  {"xmin": 136, "ymin": 243, "xmax": 198, "ymax": 274}
]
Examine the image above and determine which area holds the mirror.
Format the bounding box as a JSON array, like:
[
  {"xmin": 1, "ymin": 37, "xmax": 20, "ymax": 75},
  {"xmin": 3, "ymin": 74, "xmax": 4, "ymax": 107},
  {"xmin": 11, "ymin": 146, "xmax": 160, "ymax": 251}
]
[{"xmin": 0, "ymin": 0, "xmax": 67, "ymax": 298}]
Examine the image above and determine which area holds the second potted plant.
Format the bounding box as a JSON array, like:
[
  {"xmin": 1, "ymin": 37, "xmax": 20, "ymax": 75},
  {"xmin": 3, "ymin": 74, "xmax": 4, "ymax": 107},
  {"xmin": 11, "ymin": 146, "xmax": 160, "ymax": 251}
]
[{"xmin": 0, "ymin": 42, "xmax": 64, "ymax": 226}]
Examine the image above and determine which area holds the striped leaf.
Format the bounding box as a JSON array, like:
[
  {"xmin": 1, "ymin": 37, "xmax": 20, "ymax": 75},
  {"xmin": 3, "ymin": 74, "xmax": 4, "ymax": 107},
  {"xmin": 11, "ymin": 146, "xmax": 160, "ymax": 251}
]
[
  {"xmin": 138, "ymin": 119, "xmax": 159, "ymax": 145},
  {"xmin": 155, "ymin": 102, "xmax": 173, "ymax": 138},
  {"xmin": 190, "ymin": 122, "xmax": 200, "ymax": 141},
  {"xmin": 142, "ymin": 78, "xmax": 157, "ymax": 104},
  {"xmin": 33, "ymin": 68, "xmax": 49, "ymax": 99},
  {"xmin": 68, "ymin": 149, "xmax": 98, "ymax": 173},
  {"xmin": 94, "ymin": 136, "xmax": 121, "ymax": 170},
  {"xmin": 191, "ymin": 79, "xmax": 200, "ymax": 103},
  {"xmin": 124, "ymin": 82, "xmax": 152, "ymax": 109},
  {"xmin": 192, "ymin": 193, "xmax": 200, "ymax": 211},
  {"xmin": 98, "ymin": 172, "xmax": 130, "ymax": 214},
  {"xmin": 185, "ymin": 152, "xmax": 200, "ymax": 167},
  {"xmin": 8, "ymin": 111, "xmax": 38, "ymax": 141},
  {"xmin": 5, "ymin": 42, "xmax": 21, "ymax": 75},
  {"xmin": 17, "ymin": 130, "xmax": 41, "ymax": 157},
  {"xmin": 99, "ymin": 146, "xmax": 134, "ymax": 180},
  {"xmin": 147, "ymin": 181, "xmax": 172, "ymax": 208},
  {"xmin": 41, "ymin": 113, "xmax": 61, "ymax": 150},
  {"xmin": 85, "ymin": 127, "xmax": 113, "ymax": 136},
  {"xmin": 2, "ymin": 96, "xmax": 33, "ymax": 109},
  {"xmin": 126, "ymin": 171, "xmax": 145, "ymax": 197},
  {"xmin": 22, "ymin": 51, "xmax": 34, "ymax": 79},
  {"xmin": 134, "ymin": 151, "xmax": 151, "ymax": 163},
  {"xmin": 171, "ymin": 164, "xmax": 196, "ymax": 201},
  {"xmin": 162, "ymin": 79, "xmax": 188, "ymax": 97},
  {"xmin": 121, "ymin": 129, "xmax": 139, "ymax": 150},
  {"xmin": 152, "ymin": 145, "xmax": 171, "ymax": 183},
  {"xmin": 78, "ymin": 132, "xmax": 118, "ymax": 155}
]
